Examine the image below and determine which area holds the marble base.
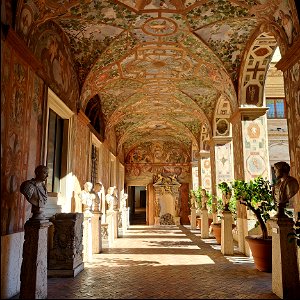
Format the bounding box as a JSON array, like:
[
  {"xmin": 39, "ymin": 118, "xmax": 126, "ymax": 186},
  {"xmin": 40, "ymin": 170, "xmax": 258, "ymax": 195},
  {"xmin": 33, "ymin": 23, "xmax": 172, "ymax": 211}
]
[
  {"xmin": 221, "ymin": 211, "xmax": 234, "ymax": 255},
  {"xmin": 48, "ymin": 262, "xmax": 84, "ymax": 278}
]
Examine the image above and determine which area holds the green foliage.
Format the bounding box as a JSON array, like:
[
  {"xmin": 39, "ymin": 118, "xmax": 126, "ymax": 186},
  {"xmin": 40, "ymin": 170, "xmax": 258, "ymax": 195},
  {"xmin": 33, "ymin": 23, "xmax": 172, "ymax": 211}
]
[
  {"xmin": 217, "ymin": 181, "xmax": 237, "ymax": 219},
  {"xmin": 231, "ymin": 176, "xmax": 275, "ymax": 239},
  {"xmin": 218, "ymin": 181, "xmax": 232, "ymax": 195},
  {"xmin": 189, "ymin": 186, "xmax": 203, "ymax": 208}
]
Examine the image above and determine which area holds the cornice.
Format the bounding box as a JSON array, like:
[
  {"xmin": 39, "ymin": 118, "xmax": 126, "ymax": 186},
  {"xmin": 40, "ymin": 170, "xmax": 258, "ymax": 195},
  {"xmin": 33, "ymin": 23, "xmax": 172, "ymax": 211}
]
[
  {"xmin": 77, "ymin": 110, "xmax": 91, "ymax": 126},
  {"xmin": 230, "ymin": 107, "xmax": 269, "ymax": 123},
  {"xmin": 276, "ymin": 37, "xmax": 300, "ymax": 71},
  {"xmin": 212, "ymin": 136, "xmax": 232, "ymax": 145}
]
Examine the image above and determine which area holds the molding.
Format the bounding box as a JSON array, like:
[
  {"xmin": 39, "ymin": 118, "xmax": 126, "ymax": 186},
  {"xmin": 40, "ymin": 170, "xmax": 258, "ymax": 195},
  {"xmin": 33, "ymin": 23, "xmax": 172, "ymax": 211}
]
[
  {"xmin": 199, "ymin": 150, "xmax": 210, "ymax": 158},
  {"xmin": 276, "ymin": 38, "xmax": 300, "ymax": 71},
  {"xmin": 77, "ymin": 109, "xmax": 91, "ymax": 126},
  {"xmin": 48, "ymin": 88, "xmax": 74, "ymax": 119},
  {"xmin": 230, "ymin": 107, "xmax": 268, "ymax": 122},
  {"xmin": 212, "ymin": 136, "xmax": 232, "ymax": 145},
  {"xmin": 5, "ymin": 27, "xmax": 47, "ymax": 81}
]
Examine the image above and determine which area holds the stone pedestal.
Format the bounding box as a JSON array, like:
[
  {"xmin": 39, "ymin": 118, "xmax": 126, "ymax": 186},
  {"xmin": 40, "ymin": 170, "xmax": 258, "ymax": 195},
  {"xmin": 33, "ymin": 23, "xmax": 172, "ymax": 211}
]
[
  {"xmin": 83, "ymin": 212, "xmax": 92, "ymax": 262},
  {"xmin": 237, "ymin": 217, "xmax": 250, "ymax": 256},
  {"xmin": 106, "ymin": 211, "xmax": 114, "ymax": 247},
  {"xmin": 48, "ymin": 213, "xmax": 84, "ymax": 277},
  {"xmin": 91, "ymin": 212, "xmax": 102, "ymax": 254},
  {"xmin": 127, "ymin": 207, "xmax": 130, "ymax": 227},
  {"xmin": 113, "ymin": 209, "xmax": 119, "ymax": 239},
  {"xmin": 174, "ymin": 216, "xmax": 180, "ymax": 226},
  {"xmin": 190, "ymin": 208, "xmax": 197, "ymax": 230},
  {"xmin": 221, "ymin": 211, "xmax": 234, "ymax": 255},
  {"xmin": 154, "ymin": 217, "xmax": 160, "ymax": 226},
  {"xmin": 121, "ymin": 207, "xmax": 129, "ymax": 236},
  {"xmin": 212, "ymin": 212, "xmax": 218, "ymax": 224},
  {"xmin": 269, "ymin": 216, "xmax": 300, "ymax": 299},
  {"xmin": 20, "ymin": 219, "xmax": 51, "ymax": 299},
  {"xmin": 101, "ymin": 223, "xmax": 109, "ymax": 249},
  {"xmin": 201, "ymin": 209, "xmax": 209, "ymax": 238}
]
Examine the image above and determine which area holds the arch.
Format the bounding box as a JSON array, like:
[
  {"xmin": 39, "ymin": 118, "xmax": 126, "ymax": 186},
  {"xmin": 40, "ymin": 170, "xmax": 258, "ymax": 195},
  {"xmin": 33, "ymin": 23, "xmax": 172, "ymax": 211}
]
[
  {"xmin": 238, "ymin": 22, "xmax": 288, "ymax": 108},
  {"xmin": 84, "ymin": 94, "xmax": 106, "ymax": 142}
]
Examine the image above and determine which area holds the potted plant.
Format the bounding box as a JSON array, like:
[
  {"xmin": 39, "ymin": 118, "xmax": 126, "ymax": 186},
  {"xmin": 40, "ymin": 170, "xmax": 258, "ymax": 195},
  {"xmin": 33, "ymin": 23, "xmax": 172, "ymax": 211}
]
[
  {"xmin": 189, "ymin": 187, "xmax": 202, "ymax": 228},
  {"xmin": 231, "ymin": 176, "xmax": 276, "ymax": 272},
  {"xmin": 211, "ymin": 183, "xmax": 237, "ymax": 244}
]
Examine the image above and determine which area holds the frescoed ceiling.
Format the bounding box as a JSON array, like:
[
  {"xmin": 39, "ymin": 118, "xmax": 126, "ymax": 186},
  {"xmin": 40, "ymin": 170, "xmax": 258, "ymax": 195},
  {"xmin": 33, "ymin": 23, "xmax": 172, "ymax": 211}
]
[{"xmin": 16, "ymin": 0, "xmax": 296, "ymax": 158}]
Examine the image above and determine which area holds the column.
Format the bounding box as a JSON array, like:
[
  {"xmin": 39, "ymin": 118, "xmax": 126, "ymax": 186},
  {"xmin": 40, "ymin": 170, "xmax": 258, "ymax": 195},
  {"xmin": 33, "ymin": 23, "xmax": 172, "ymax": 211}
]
[
  {"xmin": 221, "ymin": 210, "xmax": 234, "ymax": 255},
  {"xmin": 230, "ymin": 107, "xmax": 269, "ymax": 256},
  {"xmin": 20, "ymin": 219, "xmax": 51, "ymax": 299}
]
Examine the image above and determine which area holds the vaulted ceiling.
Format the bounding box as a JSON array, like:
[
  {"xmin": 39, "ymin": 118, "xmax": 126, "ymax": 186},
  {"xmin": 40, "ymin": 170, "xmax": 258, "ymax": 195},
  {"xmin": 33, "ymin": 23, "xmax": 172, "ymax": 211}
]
[{"xmin": 17, "ymin": 0, "xmax": 290, "ymax": 158}]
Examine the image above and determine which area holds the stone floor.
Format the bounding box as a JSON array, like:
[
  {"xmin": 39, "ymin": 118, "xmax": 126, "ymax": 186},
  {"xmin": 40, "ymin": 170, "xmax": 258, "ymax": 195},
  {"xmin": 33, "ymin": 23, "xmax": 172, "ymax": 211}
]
[{"xmin": 46, "ymin": 224, "xmax": 279, "ymax": 299}]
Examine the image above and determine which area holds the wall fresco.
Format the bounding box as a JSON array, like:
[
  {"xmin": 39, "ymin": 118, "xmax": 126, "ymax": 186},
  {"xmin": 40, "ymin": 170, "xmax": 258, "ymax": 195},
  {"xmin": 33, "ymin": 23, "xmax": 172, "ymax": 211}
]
[
  {"xmin": 28, "ymin": 21, "xmax": 79, "ymax": 112},
  {"xmin": 125, "ymin": 141, "xmax": 191, "ymax": 184},
  {"xmin": 215, "ymin": 143, "xmax": 233, "ymax": 186},
  {"xmin": 1, "ymin": 42, "xmax": 44, "ymax": 235},
  {"xmin": 243, "ymin": 117, "xmax": 270, "ymax": 180}
]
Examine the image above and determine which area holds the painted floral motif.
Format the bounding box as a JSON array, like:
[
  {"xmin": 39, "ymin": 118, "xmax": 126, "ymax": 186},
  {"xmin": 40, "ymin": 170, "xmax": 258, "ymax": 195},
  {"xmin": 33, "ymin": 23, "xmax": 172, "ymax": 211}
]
[
  {"xmin": 195, "ymin": 18, "xmax": 258, "ymax": 81},
  {"xmin": 186, "ymin": 0, "xmax": 249, "ymax": 30}
]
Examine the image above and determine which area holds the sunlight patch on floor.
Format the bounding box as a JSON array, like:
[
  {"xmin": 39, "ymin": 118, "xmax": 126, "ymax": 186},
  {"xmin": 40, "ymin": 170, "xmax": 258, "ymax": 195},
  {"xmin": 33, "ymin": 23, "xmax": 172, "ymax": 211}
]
[{"xmin": 89, "ymin": 253, "xmax": 215, "ymax": 267}]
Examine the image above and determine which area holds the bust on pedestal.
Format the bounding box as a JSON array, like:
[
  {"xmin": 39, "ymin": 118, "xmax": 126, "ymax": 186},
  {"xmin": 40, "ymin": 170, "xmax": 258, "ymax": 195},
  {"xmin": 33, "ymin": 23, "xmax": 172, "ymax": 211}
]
[
  {"xmin": 19, "ymin": 165, "xmax": 51, "ymax": 299},
  {"xmin": 201, "ymin": 189, "xmax": 209, "ymax": 239},
  {"xmin": 79, "ymin": 182, "xmax": 94, "ymax": 262},
  {"xmin": 270, "ymin": 161, "xmax": 300, "ymax": 299}
]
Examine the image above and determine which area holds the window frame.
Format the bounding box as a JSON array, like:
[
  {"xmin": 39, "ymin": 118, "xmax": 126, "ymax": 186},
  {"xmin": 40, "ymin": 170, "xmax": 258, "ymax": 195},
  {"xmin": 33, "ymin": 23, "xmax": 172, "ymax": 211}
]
[{"xmin": 266, "ymin": 97, "xmax": 286, "ymax": 119}]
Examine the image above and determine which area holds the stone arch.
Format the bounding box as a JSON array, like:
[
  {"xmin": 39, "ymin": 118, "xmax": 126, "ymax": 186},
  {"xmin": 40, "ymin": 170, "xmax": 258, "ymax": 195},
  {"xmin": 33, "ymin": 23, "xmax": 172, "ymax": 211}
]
[{"xmin": 238, "ymin": 23, "xmax": 288, "ymax": 108}]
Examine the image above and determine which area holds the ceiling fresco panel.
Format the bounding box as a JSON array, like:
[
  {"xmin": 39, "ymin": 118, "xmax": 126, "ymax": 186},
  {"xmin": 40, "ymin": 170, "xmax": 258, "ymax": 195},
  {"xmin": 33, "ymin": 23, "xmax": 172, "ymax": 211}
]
[
  {"xmin": 194, "ymin": 18, "xmax": 258, "ymax": 81},
  {"xmin": 16, "ymin": 0, "xmax": 297, "ymax": 161},
  {"xmin": 185, "ymin": 0, "xmax": 250, "ymax": 30}
]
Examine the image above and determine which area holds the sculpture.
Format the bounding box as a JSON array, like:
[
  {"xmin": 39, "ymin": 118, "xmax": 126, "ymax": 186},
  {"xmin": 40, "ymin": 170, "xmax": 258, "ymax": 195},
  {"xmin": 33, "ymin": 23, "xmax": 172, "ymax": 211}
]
[
  {"xmin": 20, "ymin": 165, "xmax": 49, "ymax": 220},
  {"xmin": 121, "ymin": 193, "xmax": 128, "ymax": 209},
  {"xmin": 106, "ymin": 186, "xmax": 115, "ymax": 211},
  {"xmin": 79, "ymin": 182, "xmax": 95, "ymax": 213},
  {"xmin": 92, "ymin": 182, "xmax": 103, "ymax": 212},
  {"xmin": 272, "ymin": 161, "xmax": 299, "ymax": 217},
  {"xmin": 113, "ymin": 187, "xmax": 119, "ymax": 209},
  {"xmin": 201, "ymin": 188, "xmax": 208, "ymax": 210}
]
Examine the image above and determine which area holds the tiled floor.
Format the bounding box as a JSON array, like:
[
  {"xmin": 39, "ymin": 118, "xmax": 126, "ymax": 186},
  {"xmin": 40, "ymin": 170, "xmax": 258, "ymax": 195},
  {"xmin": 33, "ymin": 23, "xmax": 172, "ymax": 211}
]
[{"xmin": 47, "ymin": 225, "xmax": 279, "ymax": 299}]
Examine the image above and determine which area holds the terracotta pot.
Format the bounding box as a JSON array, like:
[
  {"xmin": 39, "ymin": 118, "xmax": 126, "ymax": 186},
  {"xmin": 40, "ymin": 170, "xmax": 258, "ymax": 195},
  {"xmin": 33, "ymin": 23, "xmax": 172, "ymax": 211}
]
[
  {"xmin": 211, "ymin": 223, "xmax": 221, "ymax": 244},
  {"xmin": 245, "ymin": 235, "xmax": 272, "ymax": 272}
]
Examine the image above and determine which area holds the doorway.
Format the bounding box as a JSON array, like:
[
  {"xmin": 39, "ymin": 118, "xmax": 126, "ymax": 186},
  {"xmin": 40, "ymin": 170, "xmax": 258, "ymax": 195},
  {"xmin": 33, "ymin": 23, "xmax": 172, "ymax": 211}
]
[{"xmin": 128, "ymin": 186, "xmax": 147, "ymax": 225}]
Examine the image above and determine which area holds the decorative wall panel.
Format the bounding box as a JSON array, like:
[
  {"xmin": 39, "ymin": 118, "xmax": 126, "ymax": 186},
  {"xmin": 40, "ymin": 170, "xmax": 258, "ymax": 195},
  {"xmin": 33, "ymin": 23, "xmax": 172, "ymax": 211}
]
[{"xmin": 1, "ymin": 42, "xmax": 44, "ymax": 235}]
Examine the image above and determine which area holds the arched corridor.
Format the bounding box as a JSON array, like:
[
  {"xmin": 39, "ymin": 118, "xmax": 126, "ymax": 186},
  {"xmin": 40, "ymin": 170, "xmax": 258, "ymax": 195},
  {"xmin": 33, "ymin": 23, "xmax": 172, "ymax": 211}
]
[
  {"xmin": 2, "ymin": 1, "xmax": 300, "ymax": 299},
  {"xmin": 42, "ymin": 225, "xmax": 277, "ymax": 299}
]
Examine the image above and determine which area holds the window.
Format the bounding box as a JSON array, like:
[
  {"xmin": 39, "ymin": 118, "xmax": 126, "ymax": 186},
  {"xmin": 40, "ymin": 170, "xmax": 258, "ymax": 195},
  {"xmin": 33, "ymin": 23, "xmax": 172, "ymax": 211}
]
[
  {"xmin": 91, "ymin": 144, "xmax": 99, "ymax": 185},
  {"xmin": 266, "ymin": 98, "xmax": 286, "ymax": 118},
  {"xmin": 47, "ymin": 109, "xmax": 64, "ymax": 193}
]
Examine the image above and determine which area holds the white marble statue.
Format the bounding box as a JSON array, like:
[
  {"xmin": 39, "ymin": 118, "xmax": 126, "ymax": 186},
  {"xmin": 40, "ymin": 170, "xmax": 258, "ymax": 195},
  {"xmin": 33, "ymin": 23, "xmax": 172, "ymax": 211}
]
[
  {"xmin": 79, "ymin": 182, "xmax": 95, "ymax": 213},
  {"xmin": 106, "ymin": 186, "xmax": 115, "ymax": 211}
]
